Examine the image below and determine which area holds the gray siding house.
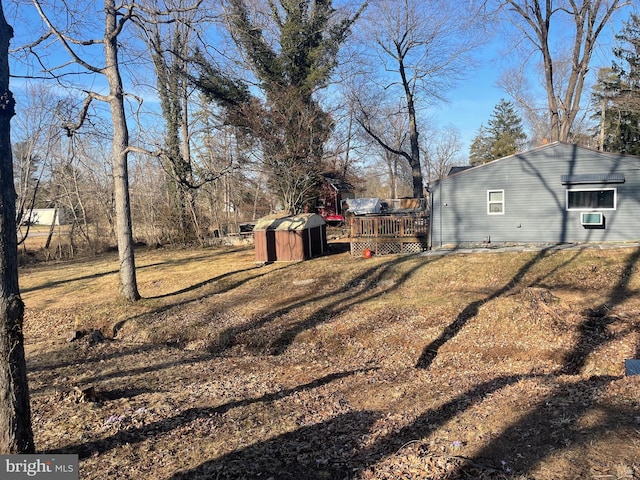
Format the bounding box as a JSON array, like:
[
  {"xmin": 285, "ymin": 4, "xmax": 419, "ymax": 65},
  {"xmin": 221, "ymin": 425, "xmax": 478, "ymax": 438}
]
[{"xmin": 429, "ymin": 142, "xmax": 640, "ymax": 248}]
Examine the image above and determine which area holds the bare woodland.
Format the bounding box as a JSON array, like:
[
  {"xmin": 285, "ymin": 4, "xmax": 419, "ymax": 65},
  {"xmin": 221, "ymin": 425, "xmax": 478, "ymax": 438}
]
[{"xmin": 5, "ymin": 0, "xmax": 630, "ymax": 273}]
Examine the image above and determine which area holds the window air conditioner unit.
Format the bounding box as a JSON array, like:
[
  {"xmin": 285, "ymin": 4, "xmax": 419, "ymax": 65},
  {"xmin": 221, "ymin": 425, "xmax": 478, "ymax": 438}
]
[{"xmin": 581, "ymin": 212, "xmax": 603, "ymax": 226}]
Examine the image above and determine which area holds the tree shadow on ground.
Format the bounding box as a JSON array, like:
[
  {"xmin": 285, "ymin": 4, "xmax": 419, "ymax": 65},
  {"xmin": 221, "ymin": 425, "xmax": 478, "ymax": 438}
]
[
  {"xmin": 350, "ymin": 369, "xmax": 632, "ymax": 478},
  {"xmin": 351, "ymin": 372, "xmax": 632, "ymax": 478},
  {"xmin": 37, "ymin": 247, "xmax": 640, "ymax": 478},
  {"xmin": 31, "ymin": 254, "xmax": 424, "ymax": 398},
  {"xmin": 20, "ymin": 256, "xmax": 194, "ymax": 294},
  {"xmin": 211, "ymin": 252, "xmax": 444, "ymax": 357},
  {"xmin": 168, "ymin": 411, "xmax": 380, "ymax": 480},
  {"xmin": 146, "ymin": 263, "xmax": 275, "ymax": 300},
  {"xmin": 27, "ymin": 341, "xmax": 163, "ymax": 373},
  {"xmin": 383, "ymin": 247, "xmax": 640, "ymax": 476},
  {"xmin": 28, "ymin": 345, "xmax": 214, "ymax": 395},
  {"xmin": 111, "ymin": 262, "xmax": 297, "ymax": 337},
  {"xmin": 352, "ymin": 374, "xmax": 533, "ymax": 469},
  {"xmin": 561, "ymin": 246, "xmax": 640, "ymax": 375},
  {"xmin": 402, "ymin": 249, "xmax": 640, "ymax": 477},
  {"xmin": 49, "ymin": 368, "xmax": 375, "ymax": 459},
  {"xmin": 160, "ymin": 247, "xmax": 640, "ymax": 479},
  {"xmin": 415, "ymin": 247, "xmax": 581, "ymax": 369},
  {"xmin": 455, "ymin": 374, "xmax": 628, "ymax": 477},
  {"xmin": 21, "ymin": 267, "xmax": 120, "ymax": 294},
  {"xmin": 156, "ymin": 371, "xmax": 635, "ymax": 479}
]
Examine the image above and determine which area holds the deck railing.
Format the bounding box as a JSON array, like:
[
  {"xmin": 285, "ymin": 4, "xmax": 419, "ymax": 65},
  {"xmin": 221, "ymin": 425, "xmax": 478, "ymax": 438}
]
[{"xmin": 349, "ymin": 215, "xmax": 429, "ymax": 238}]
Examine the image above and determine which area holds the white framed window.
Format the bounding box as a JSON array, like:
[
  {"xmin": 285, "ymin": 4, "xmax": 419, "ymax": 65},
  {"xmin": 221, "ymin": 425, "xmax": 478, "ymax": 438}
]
[
  {"xmin": 566, "ymin": 188, "xmax": 616, "ymax": 210},
  {"xmin": 487, "ymin": 190, "xmax": 504, "ymax": 215}
]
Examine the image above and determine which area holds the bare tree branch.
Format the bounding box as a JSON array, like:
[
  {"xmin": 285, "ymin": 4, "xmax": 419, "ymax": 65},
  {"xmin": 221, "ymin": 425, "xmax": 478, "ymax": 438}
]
[
  {"xmin": 499, "ymin": 0, "xmax": 631, "ymax": 142},
  {"xmin": 31, "ymin": 0, "xmax": 104, "ymax": 74}
]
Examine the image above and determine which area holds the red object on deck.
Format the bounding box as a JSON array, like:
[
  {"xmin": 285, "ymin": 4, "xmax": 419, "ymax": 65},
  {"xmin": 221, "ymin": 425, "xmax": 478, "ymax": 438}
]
[
  {"xmin": 363, "ymin": 249, "xmax": 372, "ymax": 258},
  {"xmin": 323, "ymin": 214, "xmax": 345, "ymax": 223}
]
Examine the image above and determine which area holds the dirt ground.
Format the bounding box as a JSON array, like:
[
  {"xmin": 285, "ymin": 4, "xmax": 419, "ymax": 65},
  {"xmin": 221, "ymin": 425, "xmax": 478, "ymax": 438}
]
[{"xmin": 20, "ymin": 244, "xmax": 640, "ymax": 479}]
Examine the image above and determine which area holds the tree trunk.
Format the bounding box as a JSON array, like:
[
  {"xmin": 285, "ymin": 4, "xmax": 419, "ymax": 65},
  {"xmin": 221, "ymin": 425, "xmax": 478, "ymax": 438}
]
[
  {"xmin": 385, "ymin": 152, "xmax": 396, "ymax": 199},
  {"xmin": 43, "ymin": 204, "xmax": 57, "ymax": 250},
  {"xmin": 408, "ymin": 105, "xmax": 423, "ymax": 198},
  {"xmin": 598, "ymin": 97, "xmax": 606, "ymax": 151},
  {"xmin": 0, "ymin": 2, "xmax": 35, "ymax": 453},
  {"xmin": 398, "ymin": 55, "xmax": 424, "ymax": 198},
  {"xmin": 105, "ymin": 0, "xmax": 140, "ymax": 301}
]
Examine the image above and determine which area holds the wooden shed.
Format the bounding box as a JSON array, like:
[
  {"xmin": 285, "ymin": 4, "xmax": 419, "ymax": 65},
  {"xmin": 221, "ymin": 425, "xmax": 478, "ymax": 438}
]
[{"xmin": 254, "ymin": 214, "xmax": 327, "ymax": 262}]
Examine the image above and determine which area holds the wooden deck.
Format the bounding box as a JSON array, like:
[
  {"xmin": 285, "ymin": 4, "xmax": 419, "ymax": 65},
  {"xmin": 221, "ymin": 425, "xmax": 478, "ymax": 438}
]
[{"xmin": 348, "ymin": 215, "xmax": 429, "ymax": 255}]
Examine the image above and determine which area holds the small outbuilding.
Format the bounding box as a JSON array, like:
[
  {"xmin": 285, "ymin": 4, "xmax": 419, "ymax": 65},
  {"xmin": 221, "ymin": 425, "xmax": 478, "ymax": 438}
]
[
  {"xmin": 254, "ymin": 213, "xmax": 327, "ymax": 262},
  {"xmin": 317, "ymin": 173, "xmax": 355, "ymax": 224},
  {"xmin": 22, "ymin": 208, "xmax": 66, "ymax": 226}
]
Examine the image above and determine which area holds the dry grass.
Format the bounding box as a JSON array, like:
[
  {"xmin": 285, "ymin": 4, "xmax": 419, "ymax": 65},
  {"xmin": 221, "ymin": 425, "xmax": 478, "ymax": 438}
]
[{"xmin": 21, "ymin": 243, "xmax": 640, "ymax": 479}]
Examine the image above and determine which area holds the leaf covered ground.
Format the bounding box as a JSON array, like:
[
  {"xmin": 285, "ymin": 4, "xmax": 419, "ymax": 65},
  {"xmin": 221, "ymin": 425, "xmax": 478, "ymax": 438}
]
[{"xmin": 20, "ymin": 243, "xmax": 640, "ymax": 479}]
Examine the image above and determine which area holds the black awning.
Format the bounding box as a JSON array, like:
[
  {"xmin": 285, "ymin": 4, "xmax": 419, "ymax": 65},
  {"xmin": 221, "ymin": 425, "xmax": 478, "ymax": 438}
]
[{"xmin": 561, "ymin": 173, "xmax": 625, "ymax": 185}]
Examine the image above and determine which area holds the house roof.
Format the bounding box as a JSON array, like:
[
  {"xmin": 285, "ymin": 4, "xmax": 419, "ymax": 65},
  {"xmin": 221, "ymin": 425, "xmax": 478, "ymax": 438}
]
[
  {"xmin": 446, "ymin": 165, "xmax": 473, "ymax": 176},
  {"xmin": 435, "ymin": 142, "xmax": 640, "ymax": 184},
  {"xmin": 322, "ymin": 173, "xmax": 355, "ymax": 192}
]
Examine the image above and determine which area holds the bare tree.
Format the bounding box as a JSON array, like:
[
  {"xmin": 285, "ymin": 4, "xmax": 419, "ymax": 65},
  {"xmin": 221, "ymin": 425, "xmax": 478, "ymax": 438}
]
[
  {"xmin": 321, "ymin": 97, "xmax": 363, "ymax": 184},
  {"xmin": 498, "ymin": 0, "xmax": 630, "ymax": 142},
  {"xmin": 28, "ymin": 0, "xmax": 145, "ymax": 299},
  {"xmin": 497, "ymin": 66, "xmax": 549, "ymax": 145},
  {"xmin": 134, "ymin": 0, "xmax": 212, "ymax": 244},
  {"xmin": 0, "ymin": 0, "xmax": 34, "ymax": 453},
  {"xmin": 11, "ymin": 84, "xmax": 61, "ymax": 233},
  {"xmin": 351, "ymin": 0, "xmax": 486, "ymax": 198},
  {"xmin": 12, "ymin": 92, "xmax": 96, "ymax": 255},
  {"xmin": 71, "ymin": 129, "xmax": 117, "ymax": 246},
  {"xmin": 190, "ymin": 120, "xmax": 261, "ymax": 233},
  {"xmin": 358, "ymin": 102, "xmax": 412, "ymax": 198},
  {"xmin": 424, "ymin": 126, "xmax": 464, "ymax": 182}
]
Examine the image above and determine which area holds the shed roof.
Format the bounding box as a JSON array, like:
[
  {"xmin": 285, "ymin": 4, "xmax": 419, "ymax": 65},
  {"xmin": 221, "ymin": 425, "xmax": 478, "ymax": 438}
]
[{"xmin": 254, "ymin": 213, "xmax": 325, "ymax": 231}]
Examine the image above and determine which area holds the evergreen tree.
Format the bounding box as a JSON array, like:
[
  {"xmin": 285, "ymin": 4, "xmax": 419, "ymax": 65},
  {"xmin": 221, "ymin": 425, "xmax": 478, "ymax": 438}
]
[
  {"xmin": 469, "ymin": 99, "xmax": 527, "ymax": 165},
  {"xmin": 468, "ymin": 124, "xmax": 492, "ymax": 166},
  {"xmin": 592, "ymin": 14, "xmax": 640, "ymax": 155}
]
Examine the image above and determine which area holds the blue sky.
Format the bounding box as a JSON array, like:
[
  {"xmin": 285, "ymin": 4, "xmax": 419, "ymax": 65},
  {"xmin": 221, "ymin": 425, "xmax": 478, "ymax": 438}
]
[{"xmin": 434, "ymin": 66, "xmax": 504, "ymax": 156}]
